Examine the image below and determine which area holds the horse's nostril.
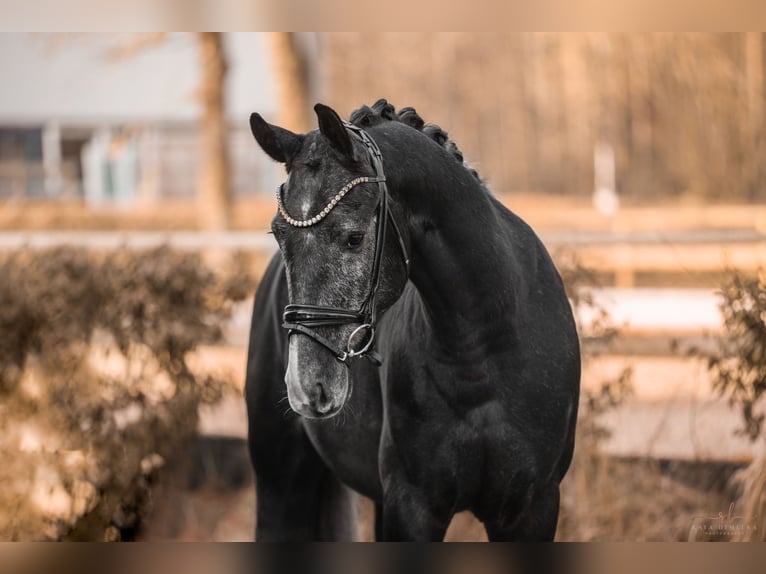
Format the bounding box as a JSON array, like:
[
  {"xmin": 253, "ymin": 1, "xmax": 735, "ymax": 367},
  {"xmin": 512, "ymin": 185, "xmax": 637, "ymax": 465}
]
[
  {"xmin": 316, "ymin": 382, "xmax": 328, "ymax": 404},
  {"xmin": 313, "ymin": 383, "xmax": 336, "ymax": 415}
]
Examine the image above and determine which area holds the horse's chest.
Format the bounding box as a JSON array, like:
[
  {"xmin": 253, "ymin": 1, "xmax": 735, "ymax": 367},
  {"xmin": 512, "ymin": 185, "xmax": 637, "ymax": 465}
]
[
  {"xmin": 386, "ymin": 372, "xmax": 518, "ymax": 501},
  {"xmin": 303, "ymin": 417, "xmax": 383, "ymax": 500}
]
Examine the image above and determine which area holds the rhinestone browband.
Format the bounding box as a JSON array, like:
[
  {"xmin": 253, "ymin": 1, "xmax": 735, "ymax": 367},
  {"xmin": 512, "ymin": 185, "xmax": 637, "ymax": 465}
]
[{"xmin": 276, "ymin": 176, "xmax": 375, "ymax": 228}]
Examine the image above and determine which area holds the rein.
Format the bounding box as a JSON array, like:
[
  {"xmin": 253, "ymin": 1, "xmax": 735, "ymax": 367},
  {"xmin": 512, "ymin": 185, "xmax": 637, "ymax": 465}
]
[{"xmin": 279, "ymin": 123, "xmax": 410, "ymax": 367}]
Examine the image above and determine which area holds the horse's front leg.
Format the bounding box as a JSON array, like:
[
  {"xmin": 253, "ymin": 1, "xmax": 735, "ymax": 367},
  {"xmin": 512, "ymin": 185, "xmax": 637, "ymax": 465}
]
[
  {"xmin": 378, "ymin": 381, "xmax": 454, "ymax": 540},
  {"xmin": 379, "ymin": 433, "xmax": 453, "ymax": 541},
  {"xmin": 380, "ymin": 478, "xmax": 451, "ymax": 541}
]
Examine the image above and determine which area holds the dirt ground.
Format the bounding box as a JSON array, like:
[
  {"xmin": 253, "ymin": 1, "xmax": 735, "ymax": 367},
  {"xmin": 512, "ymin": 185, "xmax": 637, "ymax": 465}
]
[
  {"xmin": 140, "ymin": 478, "xmax": 494, "ymax": 542},
  {"xmin": 137, "ymin": 434, "xmax": 746, "ymax": 542}
]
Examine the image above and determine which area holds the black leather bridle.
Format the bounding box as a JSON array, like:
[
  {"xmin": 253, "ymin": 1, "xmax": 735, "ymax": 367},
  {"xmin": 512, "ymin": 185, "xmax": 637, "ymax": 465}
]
[{"xmin": 278, "ymin": 122, "xmax": 410, "ymax": 367}]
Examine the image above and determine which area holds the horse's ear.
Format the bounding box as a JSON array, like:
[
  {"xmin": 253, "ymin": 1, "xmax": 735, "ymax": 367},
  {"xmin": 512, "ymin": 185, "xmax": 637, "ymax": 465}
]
[
  {"xmin": 249, "ymin": 113, "xmax": 302, "ymax": 164},
  {"xmin": 314, "ymin": 103, "xmax": 354, "ymax": 158}
]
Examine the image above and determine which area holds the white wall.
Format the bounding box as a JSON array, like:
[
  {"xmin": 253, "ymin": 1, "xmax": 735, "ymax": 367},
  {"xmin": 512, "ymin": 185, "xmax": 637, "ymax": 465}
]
[{"xmin": 0, "ymin": 33, "xmax": 276, "ymax": 125}]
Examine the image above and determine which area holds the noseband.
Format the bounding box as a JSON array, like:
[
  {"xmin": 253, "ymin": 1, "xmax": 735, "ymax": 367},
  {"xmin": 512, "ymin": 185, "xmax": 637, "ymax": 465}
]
[{"xmin": 279, "ymin": 123, "xmax": 410, "ymax": 367}]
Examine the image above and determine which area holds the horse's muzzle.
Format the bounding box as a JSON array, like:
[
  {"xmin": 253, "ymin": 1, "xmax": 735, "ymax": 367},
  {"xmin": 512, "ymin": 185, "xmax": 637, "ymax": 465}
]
[{"xmin": 284, "ymin": 339, "xmax": 350, "ymax": 419}]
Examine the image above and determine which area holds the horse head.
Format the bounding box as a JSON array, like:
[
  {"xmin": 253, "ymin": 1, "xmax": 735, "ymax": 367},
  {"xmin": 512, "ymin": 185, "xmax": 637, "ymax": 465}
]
[{"xmin": 250, "ymin": 103, "xmax": 409, "ymax": 419}]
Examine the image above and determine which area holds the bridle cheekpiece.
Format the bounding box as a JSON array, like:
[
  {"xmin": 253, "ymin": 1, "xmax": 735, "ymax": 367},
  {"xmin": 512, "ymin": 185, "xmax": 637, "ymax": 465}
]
[{"xmin": 278, "ymin": 122, "xmax": 409, "ymax": 367}]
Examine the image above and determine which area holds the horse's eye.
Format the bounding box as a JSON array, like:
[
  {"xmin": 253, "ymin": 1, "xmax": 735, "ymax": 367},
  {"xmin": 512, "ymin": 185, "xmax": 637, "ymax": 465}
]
[{"xmin": 345, "ymin": 232, "xmax": 365, "ymax": 249}]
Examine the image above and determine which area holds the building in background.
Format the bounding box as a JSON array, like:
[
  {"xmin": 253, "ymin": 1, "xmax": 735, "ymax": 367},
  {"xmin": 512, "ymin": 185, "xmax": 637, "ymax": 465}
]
[
  {"xmin": 6, "ymin": 33, "xmax": 762, "ymax": 209},
  {"xmin": 0, "ymin": 33, "xmax": 284, "ymax": 207}
]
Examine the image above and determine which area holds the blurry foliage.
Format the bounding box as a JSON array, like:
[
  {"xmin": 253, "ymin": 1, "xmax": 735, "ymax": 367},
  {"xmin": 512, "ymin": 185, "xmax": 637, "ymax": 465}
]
[
  {"xmin": 706, "ymin": 270, "xmax": 766, "ymax": 442},
  {"xmin": 700, "ymin": 269, "xmax": 766, "ymax": 541},
  {"xmin": 556, "ymin": 260, "xmax": 766, "ymax": 541},
  {"xmin": 558, "ymin": 250, "xmax": 634, "ymax": 447},
  {"xmin": 557, "ymin": 252, "xmax": 702, "ymax": 541},
  {"xmin": 557, "ymin": 253, "xmax": 732, "ymax": 541},
  {"xmin": 0, "ymin": 246, "xmax": 255, "ymax": 540},
  {"xmin": 576, "ymin": 369, "xmax": 634, "ymax": 448}
]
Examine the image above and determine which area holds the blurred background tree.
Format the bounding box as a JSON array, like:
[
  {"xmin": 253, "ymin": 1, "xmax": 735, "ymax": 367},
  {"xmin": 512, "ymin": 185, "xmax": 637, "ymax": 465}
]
[
  {"xmin": 268, "ymin": 33, "xmax": 311, "ymax": 133},
  {"xmin": 3, "ymin": 33, "xmax": 764, "ymax": 229},
  {"xmin": 109, "ymin": 32, "xmax": 232, "ymax": 230},
  {"xmin": 322, "ymin": 33, "xmax": 766, "ymax": 203},
  {"xmin": 111, "ymin": 32, "xmax": 311, "ymax": 228},
  {"xmin": 196, "ymin": 32, "xmax": 231, "ymax": 231},
  {"xmin": 705, "ymin": 270, "xmax": 766, "ymax": 540}
]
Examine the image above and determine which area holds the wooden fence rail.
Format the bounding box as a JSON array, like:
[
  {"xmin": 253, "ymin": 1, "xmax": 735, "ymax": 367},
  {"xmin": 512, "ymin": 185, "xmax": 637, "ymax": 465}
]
[{"xmin": 1, "ymin": 228, "xmax": 764, "ymax": 288}]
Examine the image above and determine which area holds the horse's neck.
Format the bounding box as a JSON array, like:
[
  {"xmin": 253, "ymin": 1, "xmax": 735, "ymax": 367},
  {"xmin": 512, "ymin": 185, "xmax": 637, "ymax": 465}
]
[
  {"xmin": 410, "ymin": 198, "xmax": 517, "ymax": 358},
  {"xmin": 385, "ymin": 143, "xmax": 519, "ymax": 359}
]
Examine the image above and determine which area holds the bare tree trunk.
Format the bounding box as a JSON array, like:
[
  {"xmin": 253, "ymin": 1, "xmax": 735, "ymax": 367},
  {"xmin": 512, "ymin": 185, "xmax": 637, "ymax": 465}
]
[
  {"xmin": 197, "ymin": 32, "xmax": 230, "ymax": 231},
  {"xmin": 561, "ymin": 34, "xmax": 591, "ymax": 196},
  {"xmin": 268, "ymin": 32, "xmax": 311, "ymax": 132},
  {"xmin": 745, "ymin": 33, "xmax": 764, "ymax": 128},
  {"xmin": 745, "ymin": 32, "xmax": 764, "ymax": 201}
]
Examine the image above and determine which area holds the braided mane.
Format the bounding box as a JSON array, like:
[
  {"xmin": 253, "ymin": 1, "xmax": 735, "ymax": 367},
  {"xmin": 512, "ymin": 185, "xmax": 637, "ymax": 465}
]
[{"xmin": 349, "ymin": 99, "xmax": 481, "ymax": 182}]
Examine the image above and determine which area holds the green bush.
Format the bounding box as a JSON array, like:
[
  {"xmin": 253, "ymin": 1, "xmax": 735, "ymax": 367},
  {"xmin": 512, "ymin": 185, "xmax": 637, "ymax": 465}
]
[{"xmin": 0, "ymin": 246, "xmax": 253, "ymax": 540}]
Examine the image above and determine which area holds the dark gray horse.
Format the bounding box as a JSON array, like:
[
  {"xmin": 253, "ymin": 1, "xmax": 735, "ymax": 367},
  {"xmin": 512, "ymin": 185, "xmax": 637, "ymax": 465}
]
[{"xmin": 245, "ymin": 99, "xmax": 580, "ymax": 541}]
